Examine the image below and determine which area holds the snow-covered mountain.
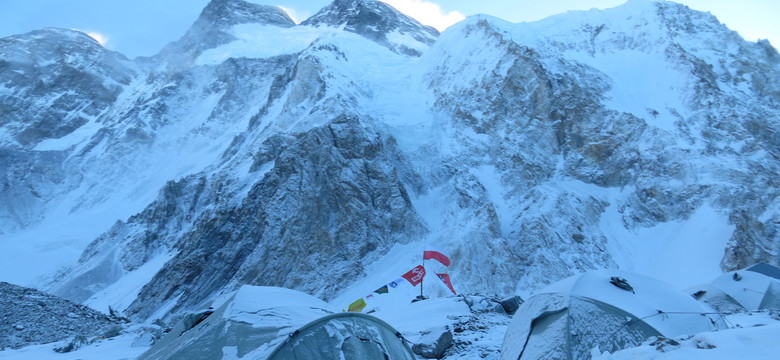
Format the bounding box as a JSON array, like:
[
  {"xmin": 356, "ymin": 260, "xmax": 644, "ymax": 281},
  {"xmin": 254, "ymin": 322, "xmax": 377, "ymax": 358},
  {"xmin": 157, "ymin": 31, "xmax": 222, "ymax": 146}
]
[{"xmin": 1, "ymin": 0, "xmax": 778, "ymax": 344}]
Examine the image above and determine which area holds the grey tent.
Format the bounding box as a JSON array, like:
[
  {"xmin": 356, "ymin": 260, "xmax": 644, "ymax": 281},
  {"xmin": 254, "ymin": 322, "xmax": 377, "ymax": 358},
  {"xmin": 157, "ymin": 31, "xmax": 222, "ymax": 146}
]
[
  {"xmin": 500, "ymin": 270, "xmax": 725, "ymax": 360},
  {"xmin": 137, "ymin": 286, "xmax": 415, "ymax": 360},
  {"xmin": 266, "ymin": 313, "xmax": 414, "ymax": 359},
  {"xmin": 695, "ymin": 265, "xmax": 780, "ymax": 312},
  {"xmin": 746, "ymin": 262, "xmax": 780, "ymax": 280}
]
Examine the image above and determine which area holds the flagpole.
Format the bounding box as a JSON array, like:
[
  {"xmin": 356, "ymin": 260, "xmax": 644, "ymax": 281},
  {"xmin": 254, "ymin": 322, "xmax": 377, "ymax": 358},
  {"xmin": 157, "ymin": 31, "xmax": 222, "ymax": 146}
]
[{"xmin": 420, "ymin": 251, "xmax": 425, "ymax": 299}]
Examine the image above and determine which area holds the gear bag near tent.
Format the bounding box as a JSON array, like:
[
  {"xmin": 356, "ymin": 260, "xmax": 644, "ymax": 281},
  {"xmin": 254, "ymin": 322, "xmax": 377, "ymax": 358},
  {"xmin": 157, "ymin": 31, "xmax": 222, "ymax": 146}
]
[
  {"xmin": 693, "ymin": 262, "xmax": 780, "ymax": 312},
  {"xmin": 500, "ymin": 270, "xmax": 726, "ymax": 360},
  {"xmin": 137, "ymin": 286, "xmax": 415, "ymax": 360}
]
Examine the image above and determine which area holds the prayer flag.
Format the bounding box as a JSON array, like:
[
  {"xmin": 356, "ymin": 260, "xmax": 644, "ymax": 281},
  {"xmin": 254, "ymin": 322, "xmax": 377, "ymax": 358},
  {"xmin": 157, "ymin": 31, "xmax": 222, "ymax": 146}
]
[
  {"xmin": 402, "ymin": 265, "xmax": 426, "ymax": 286},
  {"xmin": 389, "ymin": 277, "xmax": 404, "ymax": 288},
  {"xmin": 348, "ymin": 298, "xmax": 366, "ymax": 312},
  {"xmin": 374, "ymin": 285, "xmax": 389, "ymax": 294},
  {"xmin": 436, "ymin": 273, "xmax": 457, "ymax": 295}
]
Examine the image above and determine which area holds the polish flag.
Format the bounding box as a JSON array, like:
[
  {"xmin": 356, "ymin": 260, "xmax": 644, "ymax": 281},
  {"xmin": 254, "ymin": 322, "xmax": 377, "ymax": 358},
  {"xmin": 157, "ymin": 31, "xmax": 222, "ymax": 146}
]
[
  {"xmin": 423, "ymin": 246, "xmax": 451, "ymax": 267},
  {"xmin": 436, "ymin": 273, "xmax": 457, "ymax": 295}
]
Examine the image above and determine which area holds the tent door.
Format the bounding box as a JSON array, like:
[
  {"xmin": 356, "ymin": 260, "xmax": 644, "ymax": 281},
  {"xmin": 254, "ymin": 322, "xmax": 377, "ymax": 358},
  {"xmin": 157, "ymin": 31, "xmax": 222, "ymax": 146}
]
[{"xmin": 341, "ymin": 336, "xmax": 389, "ymax": 360}]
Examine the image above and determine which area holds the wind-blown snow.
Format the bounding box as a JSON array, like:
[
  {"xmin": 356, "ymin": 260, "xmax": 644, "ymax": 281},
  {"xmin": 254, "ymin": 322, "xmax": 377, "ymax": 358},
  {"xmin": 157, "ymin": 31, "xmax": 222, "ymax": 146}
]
[{"xmin": 197, "ymin": 24, "xmax": 337, "ymax": 65}]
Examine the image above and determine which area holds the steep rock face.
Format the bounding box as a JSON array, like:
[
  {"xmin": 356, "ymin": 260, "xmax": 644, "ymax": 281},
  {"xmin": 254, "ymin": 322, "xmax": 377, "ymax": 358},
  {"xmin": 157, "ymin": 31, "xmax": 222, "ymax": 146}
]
[
  {"xmin": 120, "ymin": 115, "xmax": 425, "ymax": 319},
  {"xmin": 418, "ymin": 0, "xmax": 780, "ymax": 290},
  {"xmin": 51, "ymin": 174, "xmax": 218, "ymax": 303},
  {"xmin": 302, "ymin": 0, "xmax": 438, "ymax": 56},
  {"xmin": 0, "ymin": 150, "xmax": 67, "ymax": 233},
  {"xmin": 0, "ymin": 28, "xmax": 136, "ymax": 148},
  {"xmin": 0, "ymin": 28, "xmax": 136, "ymax": 233},
  {"xmin": 46, "ymin": 51, "xmax": 300, "ymax": 304},
  {"xmin": 420, "ymin": 19, "xmax": 628, "ymax": 288}
]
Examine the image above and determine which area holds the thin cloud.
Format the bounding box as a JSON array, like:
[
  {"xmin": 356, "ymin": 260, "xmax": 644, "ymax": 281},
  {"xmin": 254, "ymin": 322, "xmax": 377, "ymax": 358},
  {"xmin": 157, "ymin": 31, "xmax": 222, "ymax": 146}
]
[
  {"xmin": 381, "ymin": 0, "xmax": 465, "ymax": 31},
  {"xmin": 279, "ymin": 6, "xmax": 304, "ymax": 24},
  {"xmin": 73, "ymin": 29, "xmax": 109, "ymax": 46},
  {"xmin": 87, "ymin": 32, "xmax": 108, "ymax": 46}
]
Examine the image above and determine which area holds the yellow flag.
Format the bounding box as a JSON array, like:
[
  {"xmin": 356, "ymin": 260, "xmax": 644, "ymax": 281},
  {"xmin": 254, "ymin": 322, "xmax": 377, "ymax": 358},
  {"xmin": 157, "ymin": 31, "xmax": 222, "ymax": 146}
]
[{"xmin": 348, "ymin": 298, "xmax": 366, "ymax": 312}]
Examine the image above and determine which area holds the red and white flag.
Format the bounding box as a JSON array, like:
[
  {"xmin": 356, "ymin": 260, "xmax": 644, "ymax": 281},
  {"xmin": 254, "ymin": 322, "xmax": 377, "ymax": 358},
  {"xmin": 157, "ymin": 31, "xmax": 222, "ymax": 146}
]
[
  {"xmin": 402, "ymin": 265, "xmax": 426, "ymax": 286},
  {"xmin": 423, "ymin": 246, "xmax": 451, "ymax": 267},
  {"xmin": 436, "ymin": 273, "xmax": 457, "ymax": 295}
]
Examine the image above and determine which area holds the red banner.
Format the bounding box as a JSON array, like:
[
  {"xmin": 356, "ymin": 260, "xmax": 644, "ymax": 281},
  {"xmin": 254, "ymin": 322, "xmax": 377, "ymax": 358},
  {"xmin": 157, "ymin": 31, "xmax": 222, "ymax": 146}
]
[
  {"xmin": 436, "ymin": 273, "xmax": 457, "ymax": 295},
  {"xmin": 402, "ymin": 265, "xmax": 426, "ymax": 286},
  {"xmin": 423, "ymin": 248, "xmax": 451, "ymax": 267}
]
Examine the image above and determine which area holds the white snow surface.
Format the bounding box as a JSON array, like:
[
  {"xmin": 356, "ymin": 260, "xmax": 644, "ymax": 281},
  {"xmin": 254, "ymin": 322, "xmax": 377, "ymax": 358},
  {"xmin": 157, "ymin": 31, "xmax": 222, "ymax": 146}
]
[
  {"xmin": 593, "ymin": 313, "xmax": 780, "ymax": 360},
  {"xmin": 84, "ymin": 252, "xmax": 176, "ymax": 314},
  {"xmin": 0, "ymin": 328, "xmax": 149, "ymax": 360},
  {"xmin": 602, "ymin": 202, "xmax": 733, "ymax": 289},
  {"xmin": 196, "ymin": 24, "xmax": 338, "ymax": 65}
]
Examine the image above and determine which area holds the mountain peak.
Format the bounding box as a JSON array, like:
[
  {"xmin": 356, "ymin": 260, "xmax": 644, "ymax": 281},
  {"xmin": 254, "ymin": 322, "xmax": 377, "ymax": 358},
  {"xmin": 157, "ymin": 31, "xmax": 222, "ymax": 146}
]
[
  {"xmin": 302, "ymin": 0, "xmax": 438, "ymax": 56},
  {"xmin": 154, "ymin": 0, "xmax": 295, "ymax": 69},
  {"xmin": 198, "ymin": 0, "xmax": 295, "ymax": 29}
]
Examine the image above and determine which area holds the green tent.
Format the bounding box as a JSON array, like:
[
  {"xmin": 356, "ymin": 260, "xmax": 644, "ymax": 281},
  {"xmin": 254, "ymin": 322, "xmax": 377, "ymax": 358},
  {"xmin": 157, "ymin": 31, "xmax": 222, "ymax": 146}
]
[
  {"xmin": 137, "ymin": 286, "xmax": 415, "ymax": 360},
  {"xmin": 500, "ymin": 270, "xmax": 726, "ymax": 360}
]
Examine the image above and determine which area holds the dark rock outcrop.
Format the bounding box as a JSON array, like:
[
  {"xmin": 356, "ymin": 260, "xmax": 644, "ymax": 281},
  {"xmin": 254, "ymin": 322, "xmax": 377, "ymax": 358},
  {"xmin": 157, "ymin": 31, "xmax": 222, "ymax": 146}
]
[{"xmin": 0, "ymin": 282, "xmax": 120, "ymax": 350}]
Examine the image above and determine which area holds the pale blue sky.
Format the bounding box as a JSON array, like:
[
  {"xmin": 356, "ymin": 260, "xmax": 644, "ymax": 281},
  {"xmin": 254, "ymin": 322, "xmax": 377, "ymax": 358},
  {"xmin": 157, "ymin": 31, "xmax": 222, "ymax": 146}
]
[{"xmin": 0, "ymin": 0, "xmax": 776, "ymax": 58}]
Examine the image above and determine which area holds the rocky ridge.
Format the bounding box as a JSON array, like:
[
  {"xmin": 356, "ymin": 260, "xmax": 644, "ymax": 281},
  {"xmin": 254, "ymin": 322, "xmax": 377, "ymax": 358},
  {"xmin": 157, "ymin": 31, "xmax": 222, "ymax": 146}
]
[{"xmin": 0, "ymin": 282, "xmax": 121, "ymax": 350}]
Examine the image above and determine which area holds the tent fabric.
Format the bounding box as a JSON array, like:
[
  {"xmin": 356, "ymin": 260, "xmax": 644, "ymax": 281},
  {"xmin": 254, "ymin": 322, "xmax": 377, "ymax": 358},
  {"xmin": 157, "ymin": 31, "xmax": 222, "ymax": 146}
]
[
  {"xmin": 746, "ymin": 262, "xmax": 780, "ymax": 280},
  {"xmin": 500, "ymin": 270, "xmax": 725, "ymax": 360},
  {"xmin": 137, "ymin": 286, "xmax": 414, "ymax": 360},
  {"xmin": 759, "ymin": 281, "xmax": 780, "ymax": 310},
  {"xmin": 501, "ymin": 294, "xmax": 569, "ymax": 360},
  {"xmin": 267, "ymin": 313, "xmax": 415, "ymax": 360},
  {"xmin": 699, "ymin": 269, "xmax": 780, "ymax": 312}
]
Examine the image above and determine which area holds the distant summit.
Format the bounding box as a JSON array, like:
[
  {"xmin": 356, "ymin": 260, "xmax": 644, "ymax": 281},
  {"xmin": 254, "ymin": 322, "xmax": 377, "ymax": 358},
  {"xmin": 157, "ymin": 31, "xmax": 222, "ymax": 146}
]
[
  {"xmin": 198, "ymin": 0, "xmax": 295, "ymax": 28},
  {"xmin": 155, "ymin": 0, "xmax": 295, "ymax": 69},
  {"xmin": 303, "ymin": 0, "xmax": 438, "ymax": 55},
  {"xmin": 0, "ymin": 28, "xmax": 135, "ymax": 148}
]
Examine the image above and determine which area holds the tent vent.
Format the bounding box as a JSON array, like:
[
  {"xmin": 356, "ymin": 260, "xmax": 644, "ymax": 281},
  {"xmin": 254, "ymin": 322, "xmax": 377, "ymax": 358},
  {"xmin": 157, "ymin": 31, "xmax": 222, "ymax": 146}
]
[
  {"xmin": 610, "ymin": 277, "xmax": 635, "ymax": 293},
  {"xmin": 692, "ymin": 290, "xmax": 707, "ymax": 299}
]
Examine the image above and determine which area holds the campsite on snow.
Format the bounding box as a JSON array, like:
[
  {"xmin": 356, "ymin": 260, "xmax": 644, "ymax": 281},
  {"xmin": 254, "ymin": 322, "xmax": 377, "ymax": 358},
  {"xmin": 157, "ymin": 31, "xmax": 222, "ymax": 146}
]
[{"xmin": 1, "ymin": 0, "xmax": 779, "ymax": 359}]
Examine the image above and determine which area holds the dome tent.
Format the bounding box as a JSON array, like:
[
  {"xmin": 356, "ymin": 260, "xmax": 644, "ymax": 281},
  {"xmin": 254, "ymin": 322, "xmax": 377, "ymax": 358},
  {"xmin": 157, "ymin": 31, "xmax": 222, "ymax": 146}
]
[
  {"xmin": 266, "ymin": 312, "xmax": 414, "ymax": 359},
  {"xmin": 695, "ymin": 263, "xmax": 780, "ymax": 312},
  {"xmin": 500, "ymin": 270, "xmax": 725, "ymax": 360},
  {"xmin": 137, "ymin": 286, "xmax": 415, "ymax": 360}
]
